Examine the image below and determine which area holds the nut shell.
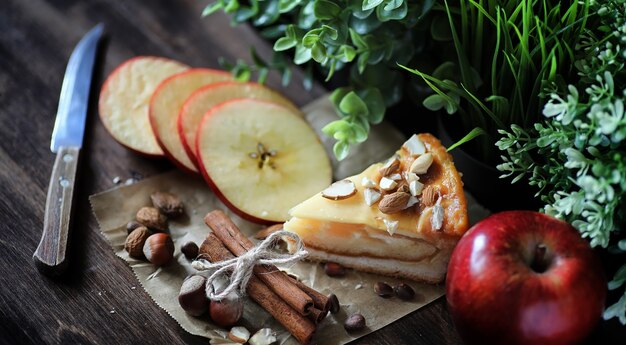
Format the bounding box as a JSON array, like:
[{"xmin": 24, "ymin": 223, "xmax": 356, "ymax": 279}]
[
  {"xmin": 143, "ymin": 233, "xmax": 174, "ymax": 266},
  {"xmin": 136, "ymin": 206, "xmax": 168, "ymax": 231},
  {"xmin": 124, "ymin": 226, "xmax": 151, "ymax": 258},
  {"xmin": 181, "ymin": 241, "xmax": 199, "ymax": 260},
  {"xmin": 210, "ymin": 298, "xmax": 243, "ymax": 327},
  {"xmin": 178, "ymin": 275, "xmax": 209, "ymax": 316},
  {"xmin": 150, "ymin": 192, "xmax": 184, "ymax": 217}
]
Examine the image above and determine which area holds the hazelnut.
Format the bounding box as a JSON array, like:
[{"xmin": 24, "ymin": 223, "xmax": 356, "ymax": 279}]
[
  {"xmin": 150, "ymin": 191, "xmax": 184, "ymax": 217},
  {"xmin": 324, "ymin": 262, "xmax": 346, "ymax": 277},
  {"xmin": 394, "ymin": 283, "xmax": 416, "ymax": 300},
  {"xmin": 178, "ymin": 275, "xmax": 209, "ymax": 316},
  {"xmin": 181, "ymin": 241, "xmax": 199, "ymax": 260},
  {"xmin": 143, "ymin": 233, "xmax": 174, "ymax": 266},
  {"xmin": 124, "ymin": 226, "xmax": 151, "ymax": 258},
  {"xmin": 374, "ymin": 282, "xmax": 394, "ymax": 298},
  {"xmin": 210, "ymin": 298, "xmax": 244, "ymax": 328},
  {"xmin": 136, "ymin": 206, "xmax": 168, "ymax": 232},
  {"xmin": 344, "ymin": 313, "xmax": 366, "ymax": 332},
  {"xmin": 126, "ymin": 220, "xmax": 142, "ymax": 234},
  {"xmin": 328, "ymin": 294, "xmax": 340, "ymax": 314}
]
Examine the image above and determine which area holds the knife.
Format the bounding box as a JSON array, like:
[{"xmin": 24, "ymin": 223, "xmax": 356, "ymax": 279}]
[{"xmin": 33, "ymin": 24, "xmax": 104, "ymax": 276}]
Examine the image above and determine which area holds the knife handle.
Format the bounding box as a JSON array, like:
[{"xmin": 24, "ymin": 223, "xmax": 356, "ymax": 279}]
[{"xmin": 33, "ymin": 146, "xmax": 80, "ymax": 276}]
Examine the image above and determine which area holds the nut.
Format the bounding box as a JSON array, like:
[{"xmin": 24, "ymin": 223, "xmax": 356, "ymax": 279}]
[
  {"xmin": 409, "ymin": 180, "xmax": 424, "ymax": 196},
  {"xmin": 248, "ymin": 328, "xmax": 277, "ymax": 345},
  {"xmin": 181, "ymin": 241, "xmax": 199, "ymax": 260},
  {"xmin": 254, "ymin": 224, "xmax": 283, "ymax": 240},
  {"xmin": 421, "ymin": 186, "xmax": 438, "ymax": 207},
  {"xmin": 136, "ymin": 206, "xmax": 168, "ymax": 232},
  {"xmin": 143, "ymin": 233, "xmax": 174, "ymax": 266},
  {"xmin": 361, "ymin": 176, "xmax": 378, "ymax": 188},
  {"xmin": 126, "ymin": 220, "xmax": 142, "ymax": 234},
  {"xmin": 150, "ymin": 191, "xmax": 184, "ymax": 217},
  {"xmin": 124, "ymin": 226, "xmax": 151, "ymax": 258},
  {"xmin": 396, "ymin": 181, "xmax": 410, "ymax": 194},
  {"xmin": 378, "ymin": 177, "xmax": 398, "ymax": 191},
  {"xmin": 328, "ymin": 294, "xmax": 340, "ymax": 314},
  {"xmin": 378, "ymin": 192, "xmax": 411, "ymax": 214},
  {"xmin": 210, "ymin": 298, "xmax": 244, "ymax": 328},
  {"xmin": 383, "ymin": 219, "xmax": 399, "ymax": 236},
  {"xmin": 403, "ymin": 134, "xmax": 426, "ymax": 156},
  {"xmin": 379, "ymin": 157, "xmax": 400, "ymax": 176},
  {"xmin": 410, "ymin": 152, "xmax": 433, "ymax": 175},
  {"xmin": 178, "ymin": 275, "xmax": 209, "ymax": 316},
  {"xmin": 228, "ymin": 326, "xmax": 251, "ymax": 343},
  {"xmin": 394, "ymin": 283, "xmax": 416, "ymax": 300},
  {"xmin": 363, "ymin": 188, "xmax": 381, "ymax": 206},
  {"xmin": 321, "ymin": 180, "xmax": 357, "ymax": 200},
  {"xmin": 374, "ymin": 282, "xmax": 394, "ymax": 298},
  {"xmin": 324, "ymin": 262, "xmax": 346, "ymax": 277},
  {"xmin": 344, "ymin": 313, "xmax": 366, "ymax": 332}
]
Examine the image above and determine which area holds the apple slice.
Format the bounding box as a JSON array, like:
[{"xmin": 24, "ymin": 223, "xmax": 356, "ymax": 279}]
[
  {"xmin": 178, "ymin": 81, "xmax": 300, "ymax": 167},
  {"xmin": 99, "ymin": 56, "xmax": 189, "ymax": 157},
  {"xmin": 149, "ymin": 68, "xmax": 232, "ymax": 173},
  {"xmin": 196, "ymin": 99, "xmax": 331, "ymax": 224}
]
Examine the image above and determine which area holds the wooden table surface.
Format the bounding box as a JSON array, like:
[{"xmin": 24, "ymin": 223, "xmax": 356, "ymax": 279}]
[{"xmin": 0, "ymin": 1, "xmax": 623, "ymax": 344}]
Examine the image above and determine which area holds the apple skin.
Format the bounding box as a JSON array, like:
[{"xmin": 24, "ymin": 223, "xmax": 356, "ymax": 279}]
[{"xmin": 446, "ymin": 211, "xmax": 606, "ymax": 345}]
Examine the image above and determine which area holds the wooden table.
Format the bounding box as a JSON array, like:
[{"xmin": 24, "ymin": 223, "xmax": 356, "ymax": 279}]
[{"xmin": 0, "ymin": 1, "xmax": 623, "ymax": 344}]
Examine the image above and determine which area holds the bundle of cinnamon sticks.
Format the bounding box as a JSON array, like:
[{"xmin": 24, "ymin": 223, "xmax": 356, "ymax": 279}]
[{"xmin": 199, "ymin": 210, "xmax": 334, "ymax": 345}]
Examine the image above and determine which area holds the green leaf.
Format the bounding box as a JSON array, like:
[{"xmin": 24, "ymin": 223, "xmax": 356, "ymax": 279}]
[
  {"xmin": 322, "ymin": 119, "xmax": 352, "ymax": 137},
  {"xmin": 339, "ymin": 91, "xmax": 368, "ymax": 116},
  {"xmin": 357, "ymin": 52, "xmax": 370, "ymax": 74},
  {"xmin": 376, "ymin": 1, "xmax": 407, "ymax": 21},
  {"xmin": 279, "ymin": 0, "xmax": 301, "ymax": 13},
  {"xmin": 202, "ymin": 2, "xmax": 224, "ymax": 16},
  {"xmin": 447, "ymin": 127, "xmax": 486, "ymax": 152},
  {"xmin": 274, "ymin": 37, "xmax": 297, "ymax": 51},
  {"xmin": 349, "ymin": 28, "xmax": 368, "ymax": 49},
  {"xmin": 384, "ymin": 0, "xmax": 403, "ymax": 11},
  {"xmin": 333, "ymin": 140, "xmax": 351, "ymax": 160},
  {"xmin": 362, "ymin": 0, "xmax": 384, "ymax": 11},
  {"xmin": 224, "ymin": 0, "xmax": 239, "ymax": 13},
  {"xmin": 358, "ymin": 88, "xmax": 385, "ymax": 123},
  {"xmin": 311, "ymin": 43, "xmax": 327, "ymax": 63},
  {"xmin": 294, "ymin": 45, "xmax": 312, "ymax": 64},
  {"xmin": 314, "ymin": 0, "xmax": 341, "ymax": 20},
  {"xmin": 330, "ymin": 87, "xmax": 352, "ymax": 108},
  {"xmin": 351, "ymin": 121, "xmax": 368, "ymax": 143},
  {"xmin": 337, "ymin": 45, "xmax": 357, "ymax": 62}
]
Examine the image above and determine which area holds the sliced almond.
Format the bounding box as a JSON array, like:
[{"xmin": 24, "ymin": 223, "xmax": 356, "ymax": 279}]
[
  {"xmin": 388, "ymin": 173, "xmax": 402, "ymax": 181},
  {"xmin": 431, "ymin": 199, "xmax": 444, "ymax": 231},
  {"xmin": 364, "ymin": 188, "xmax": 382, "ymax": 206},
  {"xmin": 228, "ymin": 326, "xmax": 250, "ymax": 344},
  {"xmin": 378, "ymin": 192, "xmax": 411, "ymax": 214},
  {"xmin": 409, "ymin": 180, "xmax": 424, "ymax": 196},
  {"xmin": 322, "ymin": 180, "xmax": 357, "ymax": 200},
  {"xmin": 403, "ymin": 134, "xmax": 426, "ymax": 156},
  {"xmin": 248, "ymin": 328, "xmax": 277, "ymax": 345},
  {"xmin": 361, "ymin": 176, "xmax": 377, "ymax": 188},
  {"xmin": 379, "ymin": 157, "xmax": 400, "ymax": 176},
  {"xmin": 383, "ymin": 219, "xmax": 399, "ymax": 236},
  {"xmin": 410, "ymin": 152, "xmax": 433, "ymax": 175},
  {"xmin": 379, "ymin": 177, "xmax": 398, "ymax": 191}
]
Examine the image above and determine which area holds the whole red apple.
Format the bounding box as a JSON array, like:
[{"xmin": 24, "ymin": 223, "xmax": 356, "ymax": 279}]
[{"xmin": 446, "ymin": 211, "xmax": 606, "ymax": 345}]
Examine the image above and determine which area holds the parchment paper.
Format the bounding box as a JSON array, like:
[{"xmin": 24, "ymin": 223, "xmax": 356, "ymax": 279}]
[{"xmin": 90, "ymin": 96, "xmax": 490, "ymax": 344}]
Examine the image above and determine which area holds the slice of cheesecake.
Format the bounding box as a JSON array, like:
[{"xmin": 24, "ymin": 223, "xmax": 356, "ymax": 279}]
[{"xmin": 284, "ymin": 133, "xmax": 468, "ymax": 283}]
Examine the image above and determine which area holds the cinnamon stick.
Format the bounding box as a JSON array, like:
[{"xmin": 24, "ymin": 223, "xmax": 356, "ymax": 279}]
[
  {"xmin": 199, "ymin": 234, "xmax": 316, "ymax": 345},
  {"xmin": 204, "ymin": 210, "xmax": 314, "ymax": 315},
  {"xmin": 287, "ymin": 274, "xmax": 331, "ymax": 313},
  {"xmin": 307, "ymin": 307, "xmax": 328, "ymax": 325}
]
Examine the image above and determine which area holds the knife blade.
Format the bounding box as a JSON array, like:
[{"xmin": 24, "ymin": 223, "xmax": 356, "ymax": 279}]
[{"xmin": 33, "ymin": 24, "xmax": 104, "ymax": 275}]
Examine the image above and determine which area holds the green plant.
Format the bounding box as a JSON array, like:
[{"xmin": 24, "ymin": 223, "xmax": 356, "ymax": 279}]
[
  {"xmin": 400, "ymin": 0, "xmax": 589, "ymax": 162},
  {"xmin": 203, "ymin": 0, "xmax": 447, "ymax": 159},
  {"xmin": 497, "ymin": 0, "xmax": 626, "ymax": 324}
]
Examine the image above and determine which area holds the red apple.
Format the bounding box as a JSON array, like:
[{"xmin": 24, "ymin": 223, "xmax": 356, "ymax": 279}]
[
  {"xmin": 149, "ymin": 68, "xmax": 232, "ymax": 173},
  {"xmin": 446, "ymin": 211, "xmax": 606, "ymax": 345},
  {"xmin": 195, "ymin": 99, "xmax": 331, "ymax": 224},
  {"xmin": 99, "ymin": 56, "xmax": 189, "ymax": 157}
]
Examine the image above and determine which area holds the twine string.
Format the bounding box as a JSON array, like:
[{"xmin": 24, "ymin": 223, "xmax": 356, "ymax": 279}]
[{"xmin": 191, "ymin": 230, "xmax": 307, "ymax": 301}]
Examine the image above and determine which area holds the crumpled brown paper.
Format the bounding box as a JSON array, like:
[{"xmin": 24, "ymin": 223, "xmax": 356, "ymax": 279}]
[{"xmin": 90, "ymin": 96, "xmax": 490, "ymax": 344}]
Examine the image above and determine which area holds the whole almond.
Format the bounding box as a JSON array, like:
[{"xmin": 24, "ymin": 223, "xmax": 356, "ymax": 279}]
[
  {"xmin": 136, "ymin": 206, "xmax": 168, "ymax": 231},
  {"xmin": 150, "ymin": 192, "xmax": 184, "ymax": 217},
  {"xmin": 124, "ymin": 226, "xmax": 151, "ymax": 258},
  {"xmin": 378, "ymin": 192, "xmax": 411, "ymax": 214},
  {"xmin": 421, "ymin": 186, "xmax": 438, "ymax": 207}
]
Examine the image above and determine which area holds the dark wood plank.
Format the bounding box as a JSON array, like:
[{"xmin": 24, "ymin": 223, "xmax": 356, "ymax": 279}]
[{"xmin": 0, "ymin": 0, "xmax": 623, "ymax": 344}]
